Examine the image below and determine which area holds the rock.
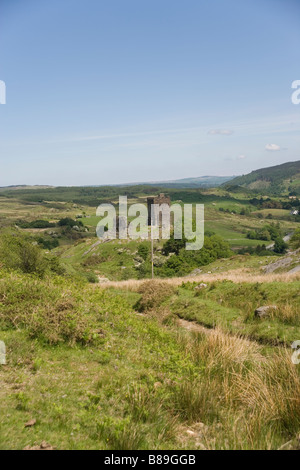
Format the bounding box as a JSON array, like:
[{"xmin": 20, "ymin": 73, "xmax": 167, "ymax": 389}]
[
  {"xmin": 24, "ymin": 419, "xmax": 36, "ymax": 428},
  {"xmin": 255, "ymin": 305, "xmax": 278, "ymax": 318},
  {"xmin": 278, "ymin": 435, "xmax": 300, "ymax": 450},
  {"xmin": 23, "ymin": 441, "xmax": 54, "ymax": 451},
  {"xmin": 186, "ymin": 430, "xmax": 197, "ymax": 436},
  {"xmin": 195, "ymin": 283, "xmax": 207, "ymax": 290},
  {"xmin": 196, "ymin": 442, "xmax": 207, "ymax": 450},
  {"xmin": 188, "ymin": 268, "xmax": 202, "ymax": 276},
  {"xmin": 0, "ymin": 341, "xmax": 6, "ymax": 365}
]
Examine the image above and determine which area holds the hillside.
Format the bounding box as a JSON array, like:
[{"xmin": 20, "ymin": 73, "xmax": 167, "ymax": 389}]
[
  {"xmin": 1, "ymin": 269, "xmax": 300, "ymax": 450},
  {"xmin": 123, "ymin": 175, "xmax": 235, "ymax": 188},
  {"xmin": 224, "ymin": 160, "xmax": 300, "ymax": 195}
]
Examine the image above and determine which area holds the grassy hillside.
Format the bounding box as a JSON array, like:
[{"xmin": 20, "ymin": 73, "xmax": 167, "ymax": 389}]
[
  {"xmin": 1, "ymin": 272, "xmax": 300, "ymax": 450},
  {"xmin": 224, "ymin": 160, "xmax": 300, "ymax": 195}
]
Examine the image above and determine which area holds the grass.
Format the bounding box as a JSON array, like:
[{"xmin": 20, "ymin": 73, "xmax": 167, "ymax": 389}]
[
  {"xmin": 133, "ymin": 278, "xmax": 300, "ymax": 345},
  {"xmin": 0, "ymin": 271, "xmax": 194, "ymax": 449},
  {"xmin": 1, "ymin": 272, "xmax": 300, "ymax": 449}
]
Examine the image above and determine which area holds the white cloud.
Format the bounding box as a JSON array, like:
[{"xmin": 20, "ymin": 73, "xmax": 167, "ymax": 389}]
[
  {"xmin": 208, "ymin": 129, "xmax": 234, "ymax": 136},
  {"xmin": 265, "ymin": 144, "xmax": 281, "ymax": 151},
  {"xmin": 237, "ymin": 154, "xmax": 246, "ymax": 159}
]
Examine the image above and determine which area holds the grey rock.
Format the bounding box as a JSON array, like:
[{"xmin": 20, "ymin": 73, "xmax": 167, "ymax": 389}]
[
  {"xmin": 195, "ymin": 283, "xmax": 207, "ymax": 290},
  {"xmin": 255, "ymin": 305, "xmax": 278, "ymax": 318}
]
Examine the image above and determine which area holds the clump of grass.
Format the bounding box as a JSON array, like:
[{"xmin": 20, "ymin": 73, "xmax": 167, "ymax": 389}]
[
  {"xmin": 172, "ymin": 378, "xmax": 219, "ymax": 424},
  {"xmin": 234, "ymin": 349, "xmax": 300, "ymax": 435},
  {"xmin": 172, "ymin": 325, "xmax": 300, "ymax": 448},
  {"xmin": 124, "ymin": 385, "xmax": 179, "ymax": 444},
  {"xmin": 269, "ymin": 304, "xmax": 300, "ymax": 325},
  {"xmin": 95, "ymin": 416, "xmax": 145, "ymax": 450},
  {"xmin": 135, "ymin": 281, "xmax": 176, "ymax": 312},
  {"xmin": 198, "ymin": 328, "xmax": 263, "ymax": 367}
]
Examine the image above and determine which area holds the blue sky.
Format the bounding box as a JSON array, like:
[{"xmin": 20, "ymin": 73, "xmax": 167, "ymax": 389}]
[{"xmin": 0, "ymin": 0, "xmax": 299, "ymax": 186}]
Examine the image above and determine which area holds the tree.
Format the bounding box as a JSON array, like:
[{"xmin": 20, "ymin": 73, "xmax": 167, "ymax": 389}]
[
  {"xmin": 138, "ymin": 243, "xmax": 150, "ymax": 261},
  {"xmin": 58, "ymin": 218, "xmax": 82, "ymax": 228},
  {"xmin": 162, "ymin": 234, "xmax": 187, "ymax": 256},
  {"xmin": 290, "ymin": 229, "xmax": 300, "ymax": 249},
  {"xmin": 273, "ymin": 237, "xmax": 288, "ymax": 254}
]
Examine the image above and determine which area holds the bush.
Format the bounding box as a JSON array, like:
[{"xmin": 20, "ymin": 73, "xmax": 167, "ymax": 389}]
[
  {"xmin": 37, "ymin": 237, "xmax": 59, "ymax": 250},
  {"xmin": 85, "ymin": 272, "xmax": 99, "ymax": 283},
  {"xmin": 160, "ymin": 235, "xmax": 232, "ymax": 277},
  {"xmin": 0, "ymin": 274, "xmax": 98, "ymax": 345},
  {"xmin": 162, "ymin": 236, "xmax": 187, "ymax": 256},
  {"xmin": 0, "ymin": 233, "xmax": 47, "ymax": 276},
  {"xmin": 18, "ymin": 219, "xmax": 55, "ymax": 229},
  {"xmin": 82, "ymin": 255, "xmax": 107, "ymax": 266},
  {"xmin": 274, "ymin": 237, "xmax": 288, "ymax": 254},
  {"xmin": 135, "ymin": 281, "xmax": 176, "ymax": 312},
  {"xmin": 290, "ymin": 229, "xmax": 300, "ymax": 249},
  {"xmin": 137, "ymin": 243, "xmax": 150, "ymax": 261},
  {"xmin": 58, "ymin": 218, "xmax": 83, "ymax": 228}
]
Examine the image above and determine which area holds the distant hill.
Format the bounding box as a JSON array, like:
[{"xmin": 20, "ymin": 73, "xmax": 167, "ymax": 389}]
[
  {"xmin": 0, "ymin": 185, "xmax": 53, "ymax": 191},
  {"xmin": 120, "ymin": 175, "xmax": 235, "ymax": 188},
  {"xmin": 0, "ymin": 177, "xmax": 235, "ymax": 191},
  {"xmin": 224, "ymin": 160, "xmax": 300, "ymax": 195}
]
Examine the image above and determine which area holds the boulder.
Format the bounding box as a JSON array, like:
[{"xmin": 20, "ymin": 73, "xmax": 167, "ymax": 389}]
[
  {"xmin": 255, "ymin": 305, "xmax": 277, "ymax": 318},
  {"xmin": 195, "ymin": 283, "xmax": 207, "ymax": 290}
]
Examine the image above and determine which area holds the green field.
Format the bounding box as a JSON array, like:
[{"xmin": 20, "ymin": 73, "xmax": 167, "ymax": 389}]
[{"xmin": 0, "ymin": 184, "xmax": 299, "ymax": 450}]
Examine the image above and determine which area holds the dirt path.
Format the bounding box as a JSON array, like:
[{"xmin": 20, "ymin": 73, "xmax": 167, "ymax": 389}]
[
  {"xmin": 100, "ymin": 268, "xmax": 300, "ymax": 290},
  {"xmin": 289, "ymin": 265, "xmax": 300, "ymax": 274},
  {"xmin": 177, "ymin": 318, "xmax": 212, "ymax": 335}
]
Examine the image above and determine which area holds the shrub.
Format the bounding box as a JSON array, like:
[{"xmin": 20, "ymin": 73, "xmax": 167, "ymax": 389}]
[
  {"xmin": 162, "ymin": 236, "xmax": 187, "ymax": 256},
  {"xmin": 37, "ymin": 237, "xmax": 59, "ymax": 250},
  {"xmin": 18, "ymin": 219, "xmax": 55, "ymax": 229},
  {"xmin": 137, "ymin": 243, "xmax": 150, "ymax": 261},
  {"xmin": 0, "ymin": 275, "xmax": 98, "ymax": 345},
  {"xmin": 85, "ymin": 272, "xmax": 99, "ymax": 283},
  {"xmin": 0, "ymin": 232, "xmax": 47, "ymax": 276},
  {"xmin": 58, "ymin": 218, "xmax": 83, "ymax": 228},
  {"xmin": 136, "ymin": 281, "xmax": 176, "ymax": 312},
  {"xmin": 82, "ymin": 255, "xmax": 107, "ymax": 266},
  {"xmin": 290, "ymin": 229, "xmax": 300, "ymax": 249},
  {"xmin": 160, "ymin": 235, "xmax": 232, "ymax": 277},
  {"xmin": 274, "ymin": 237, "xmax": 288, "ymax": 254}
]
